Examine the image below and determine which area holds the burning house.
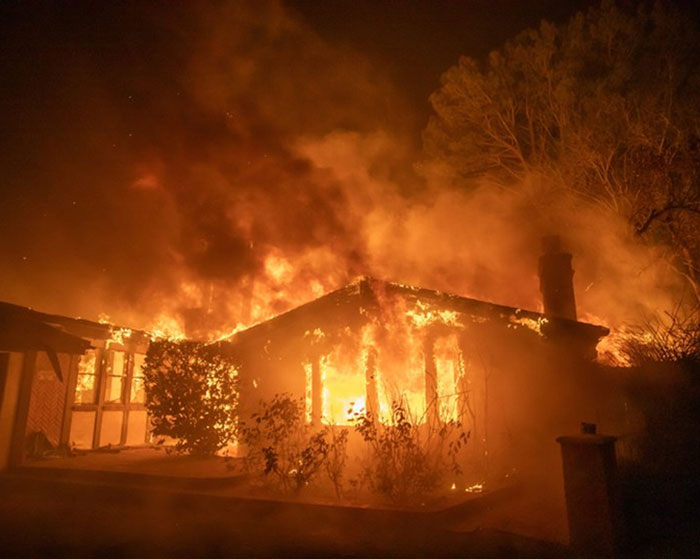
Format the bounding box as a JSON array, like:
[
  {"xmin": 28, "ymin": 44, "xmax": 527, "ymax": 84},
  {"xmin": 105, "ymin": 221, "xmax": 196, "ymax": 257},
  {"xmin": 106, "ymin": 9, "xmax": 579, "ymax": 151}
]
[
  {"xmin": 1, "ymin": 236, "xmax": 609, "ymax": 476},
  {"xmin": 0, "ymin": 303, "xmax": 151, "ymax": 469},
  {"xmin": 223, "ymin": 275, "xmax": 608, "ymax": 418},
  {"xmin": 212, "ymin": 237, "xmax": 610, "ymax": 476}
]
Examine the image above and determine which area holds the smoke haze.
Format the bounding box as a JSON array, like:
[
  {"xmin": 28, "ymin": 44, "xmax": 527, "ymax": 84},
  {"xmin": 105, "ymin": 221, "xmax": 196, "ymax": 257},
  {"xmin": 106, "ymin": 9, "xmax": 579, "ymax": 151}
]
[{"xmin": 0, "ymin": 1, "xmax": 683, "ymax": 335}]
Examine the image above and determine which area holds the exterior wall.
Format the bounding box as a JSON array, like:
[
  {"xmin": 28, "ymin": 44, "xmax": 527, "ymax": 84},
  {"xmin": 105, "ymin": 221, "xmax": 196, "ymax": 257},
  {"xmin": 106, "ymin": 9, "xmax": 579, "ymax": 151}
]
[
  {"xmin": 25, "ymin": 352, "xmax": 71, "ymax": 446},
  {"xmin": 0, "ymin": 352, "xmax": 25, "ymax": 470}
]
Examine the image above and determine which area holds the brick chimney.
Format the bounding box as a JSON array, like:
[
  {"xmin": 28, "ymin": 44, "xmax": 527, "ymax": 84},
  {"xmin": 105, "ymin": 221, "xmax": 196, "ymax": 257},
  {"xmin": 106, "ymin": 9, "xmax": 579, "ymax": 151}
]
[{"xmin": 539, "ymin": 235, "xmax": 577, "ymax": 320}]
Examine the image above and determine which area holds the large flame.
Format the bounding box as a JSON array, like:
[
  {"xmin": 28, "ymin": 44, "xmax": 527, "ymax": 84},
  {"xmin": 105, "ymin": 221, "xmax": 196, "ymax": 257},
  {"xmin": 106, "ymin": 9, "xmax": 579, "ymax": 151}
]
[{"xmin": 298, "ymin": 293, "xmax": 485, "ymax": 426}]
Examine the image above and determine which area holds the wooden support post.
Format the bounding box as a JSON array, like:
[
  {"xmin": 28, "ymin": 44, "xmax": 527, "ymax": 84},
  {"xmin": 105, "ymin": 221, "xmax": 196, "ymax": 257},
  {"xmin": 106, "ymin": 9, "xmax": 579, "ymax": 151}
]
[
  {"xmin": 456, "ymin": 334, "xmax": 471, "ymax": 427},
  {"xmin": 92, "ymin": 348, "xmax": 107, "ymax": 448},
  {"xmin": 424, "ymin": 334, "xmax": 439, "ymax": 425},
  {"xmin": 311, "ymin": 354, "xmax": 322, "ymax": 426},
  {"xmin": 120, "ymin": 352, "xmax": 132, "ymax": 446},
  {"xmin": 457, "ymin": 331, "xmax": 488, "ymax": 473},
  {"xmin": 59, "ymin": 354, "xmax": 79, "ymax": 447},
  {"xmin": 9, "ymin": 351, "xmax": 37, "ymax": 468},
  {"xmin": 365, "ymin": 347, "xmax": 379, "ymax": 420}
]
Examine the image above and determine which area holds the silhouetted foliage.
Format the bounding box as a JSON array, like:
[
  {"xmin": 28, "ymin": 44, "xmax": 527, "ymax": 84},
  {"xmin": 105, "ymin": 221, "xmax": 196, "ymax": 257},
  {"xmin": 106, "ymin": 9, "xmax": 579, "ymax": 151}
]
[
  {"xmin": 324, "ymin": 425, "xmax": 349, "ymax": 499},
  {"xmin": 143, "ymin": 339, "xmax": 238, "ymax": 455},
  {"xmin": 238, "ymin": 394, "xmax": 349, "ymax": 493},
  {"xmin": 350, "ymin": 400, "xmax": 468, "ymax": 504},
  {"xmin": 425, "ymin": 0, "xmax": 700, "ymax": 302},
  {"xmin": 618, "ymin": 306, "xmax": 700, "ymax": 366}
]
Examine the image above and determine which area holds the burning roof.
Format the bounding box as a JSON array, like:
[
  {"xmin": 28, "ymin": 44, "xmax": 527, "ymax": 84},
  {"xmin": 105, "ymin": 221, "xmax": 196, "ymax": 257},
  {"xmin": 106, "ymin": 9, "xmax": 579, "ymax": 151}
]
[
  {"xmin": 214, "ymin": 277, "xmax": 609, "ymax": 426},
  {"xmin": 221, "ymin": 276, "xmax": 609, "ymax": 350}
]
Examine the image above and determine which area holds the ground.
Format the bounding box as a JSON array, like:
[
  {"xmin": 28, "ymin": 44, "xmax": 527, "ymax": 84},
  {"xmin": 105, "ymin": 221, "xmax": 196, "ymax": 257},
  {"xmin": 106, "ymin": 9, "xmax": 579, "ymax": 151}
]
[
  {"xmin": 4, "ymin": 447, "xmax": 698, "ymax": 557},
  {"xmin": 0, "ymin": 448, "xmax": 570, "ymax": 558}
]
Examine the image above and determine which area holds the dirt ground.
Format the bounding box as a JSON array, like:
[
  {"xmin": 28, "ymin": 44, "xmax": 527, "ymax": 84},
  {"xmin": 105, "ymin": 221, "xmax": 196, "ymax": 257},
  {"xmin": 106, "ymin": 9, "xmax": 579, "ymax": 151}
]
[
  {"xmin": 6, "ymin": 447, "xmax": 699, "ymax": 557},
  {"xmin": 0, "ymin": 449, "xmax": 570, "ymax": 558}
]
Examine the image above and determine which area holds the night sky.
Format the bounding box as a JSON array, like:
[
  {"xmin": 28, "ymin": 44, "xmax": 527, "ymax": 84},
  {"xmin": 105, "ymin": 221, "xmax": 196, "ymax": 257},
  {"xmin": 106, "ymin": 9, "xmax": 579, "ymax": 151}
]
[
  {"xmin": 0, "ymin": 1, "xmax": 694, "ymax": 328},
  {"xmin": 287, "ymin": 0, "xmax": 599, "ymax": 118}
]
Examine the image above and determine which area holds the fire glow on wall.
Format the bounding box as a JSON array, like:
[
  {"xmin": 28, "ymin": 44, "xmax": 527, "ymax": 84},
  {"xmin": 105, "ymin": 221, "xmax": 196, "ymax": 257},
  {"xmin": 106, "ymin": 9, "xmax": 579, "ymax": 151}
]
[{"xmin": 216, "ymin": 241, "xmax": 607, "ymax": 440}]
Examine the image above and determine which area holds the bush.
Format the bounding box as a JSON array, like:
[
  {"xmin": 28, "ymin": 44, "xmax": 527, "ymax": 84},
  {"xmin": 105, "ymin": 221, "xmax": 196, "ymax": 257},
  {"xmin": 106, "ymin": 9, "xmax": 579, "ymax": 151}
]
[
  {"xmin": 351, "ymin": 401, "xmax": 469, "ymax": 504},
  {"xmin": 143, "ymin": 339, "xmax": 238, "ymax": 455},
  {"xmin": 238, "ymin": 394, "xmax": 349, "ymax": 494},
  {"xmin": 237, "ymin": 394, "xmax": 468, "ymax": 503},
  {"xmin": 618, "ymin": 309, "xmax": 700, "ymax": 366}
]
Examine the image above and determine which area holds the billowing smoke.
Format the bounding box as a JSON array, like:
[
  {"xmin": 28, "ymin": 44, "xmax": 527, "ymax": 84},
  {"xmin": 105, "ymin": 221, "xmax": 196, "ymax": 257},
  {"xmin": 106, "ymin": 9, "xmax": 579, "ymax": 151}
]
[
  {"xmin": 0, "ymin": 1, "xmax": 412, "ymax": 329},
  {"xmin": 0, "ymin": 1, "xmax": 683, "ymax": 338}
]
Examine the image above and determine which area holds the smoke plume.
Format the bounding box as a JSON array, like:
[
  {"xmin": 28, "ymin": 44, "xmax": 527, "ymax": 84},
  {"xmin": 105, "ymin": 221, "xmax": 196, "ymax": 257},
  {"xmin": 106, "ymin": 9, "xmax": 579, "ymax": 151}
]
[{"xmin": 0, "ymin": 1, "xmax": 683, "ymax": 337}]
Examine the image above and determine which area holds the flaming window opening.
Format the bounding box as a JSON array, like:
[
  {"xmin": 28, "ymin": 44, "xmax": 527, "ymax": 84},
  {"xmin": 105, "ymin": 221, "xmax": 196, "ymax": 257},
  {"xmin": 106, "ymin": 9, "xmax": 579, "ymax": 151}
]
[{"xmin": 219, "ymin": 276, "xmax": 607, "ymax": 441}]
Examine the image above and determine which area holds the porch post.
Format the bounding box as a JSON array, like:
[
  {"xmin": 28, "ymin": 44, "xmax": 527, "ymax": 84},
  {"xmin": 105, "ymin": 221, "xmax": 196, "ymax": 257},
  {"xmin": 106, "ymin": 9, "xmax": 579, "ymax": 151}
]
[
  {"xmin": 365, "ymin": 346, "xmax": 379, "ymax": 420},
  {"xmin": 9, "ymin": 350, "xmax": 37, "ymax": 468},
  {"xmin": 424, "ymin": 334, "xmax": 439, "ymax": 424},
  {"xmin": 311, "ymin": 354, "xmax": 322, "ymax": 425}
]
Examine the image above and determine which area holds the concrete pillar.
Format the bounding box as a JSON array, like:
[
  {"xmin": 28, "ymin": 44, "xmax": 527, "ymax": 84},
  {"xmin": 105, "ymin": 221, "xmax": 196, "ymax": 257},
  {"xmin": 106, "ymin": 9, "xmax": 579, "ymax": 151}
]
[{"xmin": 556, "ymin": 425, "xmax": 623, "ymax": 556}]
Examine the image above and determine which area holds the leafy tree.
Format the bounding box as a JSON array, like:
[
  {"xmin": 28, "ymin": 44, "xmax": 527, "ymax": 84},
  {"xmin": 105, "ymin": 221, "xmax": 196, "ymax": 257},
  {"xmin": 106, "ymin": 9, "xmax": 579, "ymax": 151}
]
[
  {"xmin": 424, "ymin": 0, "xmax": 700, "ymax": 300},
  {"xmin": 143, "ymin": 339, "xmax": 238, "ymax": 455}
]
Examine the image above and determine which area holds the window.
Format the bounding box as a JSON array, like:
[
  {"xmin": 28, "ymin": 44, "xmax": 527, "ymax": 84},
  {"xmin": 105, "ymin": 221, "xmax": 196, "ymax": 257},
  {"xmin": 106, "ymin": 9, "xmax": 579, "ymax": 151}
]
[
  {"xmin": 69, "ymin": 410, "xmax": 96, "ymax": 449},
  {"xmin": 99, "ymin": 411, "xmax": 123, "ymax": 446},
  {"xmin": 130, "ymin": 353, "xmax": 146, "ymax": 404},
  {"xmin": 104, "ymin": 350, "xmax": 126, "ymax": 404},
  {"xmin": 125, "ymin": 411, "xmax": 148, "ymax": 445},
  {"xmin": 70, "ymin": 347, "xmax": 149, "ymax": 450},
  {"xmin": 74, "ymin": 350, "xmax": 98, "ymax": 404}
]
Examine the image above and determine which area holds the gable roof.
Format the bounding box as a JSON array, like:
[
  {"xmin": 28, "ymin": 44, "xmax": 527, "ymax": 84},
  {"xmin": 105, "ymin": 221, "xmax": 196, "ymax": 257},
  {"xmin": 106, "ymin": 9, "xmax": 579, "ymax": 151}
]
[
  {"xmin": 0, "ymin": 302, "xmax": 95, "ymax": 382},
  {"xmin": 0, "ymin": 301, "xmax": 152, "ymax": 381},
  {"xmin": 223, "ymin": 276, "xmax": 609, "ymax": 349},
  {"xmin": 0, "ymin": 302, "xmax": 93, "ymax": 355}
]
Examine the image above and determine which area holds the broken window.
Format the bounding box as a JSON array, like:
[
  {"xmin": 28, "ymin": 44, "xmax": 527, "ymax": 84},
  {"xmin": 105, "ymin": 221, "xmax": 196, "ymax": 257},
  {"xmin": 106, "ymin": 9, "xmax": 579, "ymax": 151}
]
[
  {"xmin": 321, "ymin": 353, "xmax": 366, "ymax": 425},
  {"xmin": 130, "ymin": 353, "xmax": 146, "ymax": 404},
  {"xmin": 74, "ymin": 350, "xmax": 98, "ymax": 404},
  {"xmin": 125, "ymin": 410, "xmax": 148, "ymax": 446},
  {"xmin": 434, "ymin": 334, "xmax": 461, "ymax": 422},
  {"xmin": 103, "ymin": 350, "xmax": 126, "ymax": 404},
  {"xmin": 99, "ymin": 410, "xmax": 123, "ymax": 446},
  {"xmin": 70, "ymin": 345, "xmax": 150, "ymax": 450},
  {"xmin": 69, "ymin": 410, "xmax": 96, "ymax": 449}
]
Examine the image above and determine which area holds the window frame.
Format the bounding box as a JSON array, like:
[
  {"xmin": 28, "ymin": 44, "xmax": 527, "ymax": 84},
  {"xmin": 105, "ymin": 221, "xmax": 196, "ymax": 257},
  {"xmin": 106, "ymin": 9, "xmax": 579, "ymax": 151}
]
[{"xmin": 69, "ymin": 342, "xmax": 149, "ymax": 449}]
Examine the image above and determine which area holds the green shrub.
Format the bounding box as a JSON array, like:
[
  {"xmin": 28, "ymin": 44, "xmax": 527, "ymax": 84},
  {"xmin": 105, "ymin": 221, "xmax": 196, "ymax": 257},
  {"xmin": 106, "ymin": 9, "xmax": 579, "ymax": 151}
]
[{"xmin": 143, "ymin": 340, "xmax": 238, "ymax": 455}]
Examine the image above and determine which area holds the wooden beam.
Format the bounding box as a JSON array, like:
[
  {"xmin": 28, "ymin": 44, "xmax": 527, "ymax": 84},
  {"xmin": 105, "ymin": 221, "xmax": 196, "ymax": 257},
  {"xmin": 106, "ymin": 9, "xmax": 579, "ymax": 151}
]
[
  {"xmin": 365, "ymin": 347, "xmax": 379, "ymax": 420},
  {"xmin": 311, "ymin": 355, "xmax": 322, "ymax": 426},
  {"xmin": 59, "ymin": 354, "xmax": 79, "ymax": 446},
  {"xmin": 8, "ymin": 350, "xmax": 37, "ymax": 468},
  {"xmin": 424, "ymin": 335, "xmax": 439, "ymax": 425},
  {"xmin": 120, "ymin": 352, "xmax": 132, "ymax": 446},
  {"xmin": 92, "ymin": 348, "xmax": 107, "ymax": 448}
]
